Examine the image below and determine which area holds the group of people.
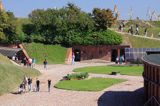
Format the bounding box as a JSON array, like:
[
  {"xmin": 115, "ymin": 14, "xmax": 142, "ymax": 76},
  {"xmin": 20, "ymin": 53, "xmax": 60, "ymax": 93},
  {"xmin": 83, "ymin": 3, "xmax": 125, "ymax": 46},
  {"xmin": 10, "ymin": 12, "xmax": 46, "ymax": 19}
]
[
  {"xmin": 118, "ymin": 22, "xmax": 125, "ymax": 32},
  {"xmin": 128, "ymin": 25, "xmax": 148, "ymax": 36},
  {"xmin": 115, "ymin": 55, "xmax": 125, "ymax": 64},
  {"xmin": 128, "ymin": 24, "xmax": 140, "ymax": 35},
  {"xmin": 118, "ymin": 22, "xmax": 149, "ymax": 37},
  {"xmin": 21, "ymin": 58, "xmax": 48, "ymax": 69},
  {"xmin": 21, "ymin": 57, "xmax": 36, "ymax": 68},
  {"xmin": 18, "ymin": 76, "xmax": 52, "ymax": 94}
]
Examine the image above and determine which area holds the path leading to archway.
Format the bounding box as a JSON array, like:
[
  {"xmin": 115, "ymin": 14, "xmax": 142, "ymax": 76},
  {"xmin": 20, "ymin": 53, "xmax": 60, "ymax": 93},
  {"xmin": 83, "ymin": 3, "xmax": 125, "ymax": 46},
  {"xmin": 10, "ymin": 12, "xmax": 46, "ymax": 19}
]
[{"xmin": 0, "ymin": 63, "xmax": 144, "ymax": 106}]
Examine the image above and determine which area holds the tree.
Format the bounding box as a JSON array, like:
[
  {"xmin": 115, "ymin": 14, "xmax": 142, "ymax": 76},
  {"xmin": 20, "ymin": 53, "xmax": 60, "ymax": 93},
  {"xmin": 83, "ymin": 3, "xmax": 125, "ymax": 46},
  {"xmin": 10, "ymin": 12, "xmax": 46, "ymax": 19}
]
[
  {"xmin": 92, "ymin": 8, "xmax": 116, "ymax": 31},
  {"xmin": 25, "ymin": 3, "xmax": 122, "ymax": 46},
  {"xmin": 27, "ymin": 3, "xmax": 94, "ymax": 44},
  {"xmin": 0, "ymin": 11, "xmax": 22, "ymax": 43}
]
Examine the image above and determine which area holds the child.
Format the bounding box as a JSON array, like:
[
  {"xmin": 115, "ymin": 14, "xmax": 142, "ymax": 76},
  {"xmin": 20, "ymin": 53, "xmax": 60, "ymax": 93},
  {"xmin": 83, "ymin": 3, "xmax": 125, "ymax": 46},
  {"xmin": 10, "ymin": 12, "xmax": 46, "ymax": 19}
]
[
  {"xmin": 43, "ymin": 59, "xmax": 48, "ymax": 69},
  {"xmin": 18, "ymin": 83, "xmax": 24, "ymax": 94}
]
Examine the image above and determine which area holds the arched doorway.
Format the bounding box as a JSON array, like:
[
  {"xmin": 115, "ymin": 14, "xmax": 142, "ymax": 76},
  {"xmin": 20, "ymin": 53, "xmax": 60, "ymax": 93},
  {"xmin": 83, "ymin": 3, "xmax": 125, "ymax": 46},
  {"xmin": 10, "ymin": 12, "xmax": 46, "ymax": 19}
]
[
  {"xmin": 120, "ymin": 49, "xmax": 125, "ymax": 60},
  {"xmin": 74, "ymin": 49, "xmax": 81, "ymax": 61},
  {"xmin": 111, "ymin": 49, "xmax": 118, "ymax": 62}
]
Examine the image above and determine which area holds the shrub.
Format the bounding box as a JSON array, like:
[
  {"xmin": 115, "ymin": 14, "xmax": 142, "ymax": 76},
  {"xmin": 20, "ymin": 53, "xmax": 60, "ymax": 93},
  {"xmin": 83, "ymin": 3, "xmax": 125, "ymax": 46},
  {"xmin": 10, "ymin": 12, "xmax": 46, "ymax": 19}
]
[{"xmin": 64, "ymin": 72, "xmax": 89, "ymax": 80}]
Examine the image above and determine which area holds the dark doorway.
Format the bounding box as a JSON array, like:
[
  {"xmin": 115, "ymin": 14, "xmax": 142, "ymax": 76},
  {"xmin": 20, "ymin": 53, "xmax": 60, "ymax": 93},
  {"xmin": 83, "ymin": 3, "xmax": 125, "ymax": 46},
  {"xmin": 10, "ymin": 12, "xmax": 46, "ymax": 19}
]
[
  {"xmin": 111, "ymin": 49, "xmax": 118, "ymax": 62},
  {"xmin": 74, "ymin": 49, "xmax": 81, "ymax": 61},
  {"xmin": 120, "ymin": 49, "xmax": 125, "ymax": 59},
  {"xmin": 120, "ymin": 49, "xmax": 125, "ymax": 56}
]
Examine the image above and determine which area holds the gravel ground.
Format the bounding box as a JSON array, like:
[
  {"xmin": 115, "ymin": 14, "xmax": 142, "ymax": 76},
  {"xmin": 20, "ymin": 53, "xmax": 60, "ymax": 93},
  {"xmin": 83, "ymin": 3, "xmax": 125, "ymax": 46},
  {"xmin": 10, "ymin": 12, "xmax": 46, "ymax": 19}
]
[{"xmin": 0, "ymin": 63, "xmax": 144, "ymax": 106}]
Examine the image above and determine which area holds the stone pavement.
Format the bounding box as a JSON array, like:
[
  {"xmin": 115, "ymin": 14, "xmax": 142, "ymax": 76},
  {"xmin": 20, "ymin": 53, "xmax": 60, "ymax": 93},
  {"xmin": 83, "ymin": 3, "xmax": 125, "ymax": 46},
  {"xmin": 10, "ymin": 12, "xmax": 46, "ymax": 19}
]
[{"xmin": 0, "ymin": 62, "xmax": 144, "ymax": 106}]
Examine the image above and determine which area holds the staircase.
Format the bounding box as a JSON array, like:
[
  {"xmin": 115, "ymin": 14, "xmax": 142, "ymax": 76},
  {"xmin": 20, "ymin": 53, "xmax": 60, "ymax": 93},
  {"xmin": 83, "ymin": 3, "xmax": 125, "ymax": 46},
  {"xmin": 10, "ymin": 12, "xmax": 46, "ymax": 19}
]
[{"xmin": 18, "ymin": 44, "xmax": 30, "ymax": 59}]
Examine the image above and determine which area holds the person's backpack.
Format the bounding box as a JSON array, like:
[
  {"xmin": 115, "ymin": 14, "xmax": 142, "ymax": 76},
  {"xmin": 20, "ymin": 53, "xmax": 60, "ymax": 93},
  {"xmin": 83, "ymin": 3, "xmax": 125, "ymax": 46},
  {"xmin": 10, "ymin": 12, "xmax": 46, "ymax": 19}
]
[{"xmin": 44, "ymin": 60, "xmax": 47, "ymax": 65}]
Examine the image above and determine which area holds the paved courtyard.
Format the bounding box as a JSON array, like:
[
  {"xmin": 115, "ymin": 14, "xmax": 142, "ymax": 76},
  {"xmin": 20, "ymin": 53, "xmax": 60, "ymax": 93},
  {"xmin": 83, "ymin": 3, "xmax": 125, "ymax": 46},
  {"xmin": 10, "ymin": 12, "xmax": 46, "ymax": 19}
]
[{"xmin": 0, "ymin": 63, "xmax": 144, "ymax": 106}]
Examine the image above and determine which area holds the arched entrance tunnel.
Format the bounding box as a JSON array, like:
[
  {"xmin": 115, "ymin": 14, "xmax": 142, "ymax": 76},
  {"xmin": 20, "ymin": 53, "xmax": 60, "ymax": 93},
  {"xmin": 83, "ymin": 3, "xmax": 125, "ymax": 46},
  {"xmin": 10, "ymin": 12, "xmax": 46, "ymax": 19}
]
[
  {"xmin": 74, "ymin": 49, "xmax": 81, "ymax": 62},
  {"xmin": 111, "ymin": 49, "xmax": 125, "ymax": 62},
  {"xmin": 111, "ymin": 49, "xmax": 118, "ymax": 62}
]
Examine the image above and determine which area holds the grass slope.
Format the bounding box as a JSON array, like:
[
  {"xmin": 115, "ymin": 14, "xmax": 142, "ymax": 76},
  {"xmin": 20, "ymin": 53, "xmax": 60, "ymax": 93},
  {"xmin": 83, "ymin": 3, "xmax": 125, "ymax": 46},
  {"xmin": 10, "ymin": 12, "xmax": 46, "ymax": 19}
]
[
  {"xmin": 128, "ymin": 35, "xmax": 160, "ymax": 48},
  {"xmin": 23, "ymin": 43, "xmax": 67, "ymax": 64},
  {"xmin": 0, "ymin": 54, "xmax": 12, "ymax": 64},
  {"xmin": 114, "ymin": 20, "xmax": 160, "ymax": 38},
  {"xmin": 74, "ymin": 65, "xmax": 143, "ymax": 76},
  {"xmin": 55, "ymin": 78, "xmax": 125, "ymax": 91},
  {"xmin": 0, "ymin": 54, "xmax": 40, "ymax": 95}
]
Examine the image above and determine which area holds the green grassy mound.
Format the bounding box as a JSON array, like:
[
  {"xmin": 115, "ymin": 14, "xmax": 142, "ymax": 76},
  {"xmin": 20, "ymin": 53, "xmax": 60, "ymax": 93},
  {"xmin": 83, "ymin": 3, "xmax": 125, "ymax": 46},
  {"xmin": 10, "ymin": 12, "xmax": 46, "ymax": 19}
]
[
  {"xmin": 74, "ymin": 65, "xmax": 143, "ymax": 76},
  {"xmin": 54, "ymin": 78, "xmax": 125, "ymax": 91},
  {"xmin": 0, "ymin": 54, "xmax": 12, "ymax": 64},
  {"xmin": 0, "ymin": 54, "xmax": 40, "ymax": 95},
  {"xmin": 23, "ymin": 43, "xmax": 67, "ymax": 64},
  {"xmin": 128, "ymin": 35, "xmax": 160, "ymax": 48}
]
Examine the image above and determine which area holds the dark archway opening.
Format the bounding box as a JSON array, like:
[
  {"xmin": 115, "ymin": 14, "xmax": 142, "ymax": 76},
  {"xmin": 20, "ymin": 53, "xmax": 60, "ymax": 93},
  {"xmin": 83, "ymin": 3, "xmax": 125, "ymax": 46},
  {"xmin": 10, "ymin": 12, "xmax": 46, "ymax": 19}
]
[
  {"xmin": 120, "ymin": 49, "xmax": 125, "ymax": 60},
  {"xmin": 111, "ymin": 49, "xmax": 118, "ymax": 62},
  {"xmin": 74, "ymin": 49, "xmax": 81, "ymax": 62}
]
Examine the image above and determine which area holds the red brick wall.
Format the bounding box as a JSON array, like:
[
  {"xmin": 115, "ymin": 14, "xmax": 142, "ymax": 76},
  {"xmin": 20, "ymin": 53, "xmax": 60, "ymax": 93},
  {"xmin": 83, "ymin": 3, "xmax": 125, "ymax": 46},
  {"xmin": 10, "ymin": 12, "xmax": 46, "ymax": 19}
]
[{"xmin": 73, "ymin": 45, "xmax": 129, "ymax": 61}]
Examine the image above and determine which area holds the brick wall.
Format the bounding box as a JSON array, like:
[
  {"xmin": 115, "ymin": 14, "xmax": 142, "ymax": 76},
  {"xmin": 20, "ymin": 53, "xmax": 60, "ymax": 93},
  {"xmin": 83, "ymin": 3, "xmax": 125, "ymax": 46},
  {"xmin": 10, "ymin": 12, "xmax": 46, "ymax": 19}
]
[{"xmin": 73, "ymin": 45, "xmax": 129, "ymax": 61}]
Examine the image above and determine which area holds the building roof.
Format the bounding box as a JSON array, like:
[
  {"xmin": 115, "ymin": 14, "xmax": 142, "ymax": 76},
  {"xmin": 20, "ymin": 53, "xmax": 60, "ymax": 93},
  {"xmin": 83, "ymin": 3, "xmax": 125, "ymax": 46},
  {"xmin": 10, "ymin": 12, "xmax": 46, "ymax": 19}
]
[
  {"xmin": 0, "ymin": 47, "xmax": 22, "ymax": 57},
  {"xmin": 143, "ymin": 54, "xmax": 160, "ymax": 65}
]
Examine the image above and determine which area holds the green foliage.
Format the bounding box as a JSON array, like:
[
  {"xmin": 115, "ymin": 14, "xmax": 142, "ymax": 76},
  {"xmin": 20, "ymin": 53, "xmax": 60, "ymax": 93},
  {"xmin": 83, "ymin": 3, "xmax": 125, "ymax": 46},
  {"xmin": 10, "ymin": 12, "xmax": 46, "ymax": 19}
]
[
  {"xmin": 64, "ymin": 72, "xmax": 89, "ymax": 80},
  {"xmin": 23, "ymin": 43, "xmax": 67, "ymax": 64},
  {"xmin": 0, "ymin": 11, "xmax": 23, "ymax": 43},
  {"xmin": 22, "ymin": 3, "xmax": 121, "ymax": 46},
  {"xmin": 93, "ymin": 8, "xmax": 116, "ymax": 31},
  {"xmin": 74, "ymin": 65, "xmax": 143, "ymax": 76},
  {"xmin": 0, "ymin": 54, "xmax": 40, "ymax": 95},
  {"xmin": 26, "ymin": 3, "xmax": 95, "ymax": 45},
  {"xmin": 55, "ymin": 78, "xmax": 125, "ymax": 91},
  {"xmin": 63, "ymin": 30, "xmax": 122, "ymax": 46}
]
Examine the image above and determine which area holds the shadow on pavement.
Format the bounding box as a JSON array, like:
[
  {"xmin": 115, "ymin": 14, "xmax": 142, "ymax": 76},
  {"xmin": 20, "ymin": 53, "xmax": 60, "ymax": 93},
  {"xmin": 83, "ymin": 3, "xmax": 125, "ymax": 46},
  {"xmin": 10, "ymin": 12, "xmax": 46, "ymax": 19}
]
[{"xmin": 98, "ymin": 88, "xmax": 145, "ymax": 106}]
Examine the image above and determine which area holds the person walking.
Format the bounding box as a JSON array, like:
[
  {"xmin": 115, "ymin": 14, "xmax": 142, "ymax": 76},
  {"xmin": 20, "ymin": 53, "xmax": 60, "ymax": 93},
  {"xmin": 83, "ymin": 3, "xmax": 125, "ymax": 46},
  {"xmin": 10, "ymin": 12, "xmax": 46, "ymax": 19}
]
[
  {"xmin": 43, "ymin": 59, "xmax": 48, "ymax": 69},
  {"xmin": 23, "ymin": 75, "xmax": 28, "ymax": 92},
  {"xmin": 116, "ymin": 56, "xmax": 119, "ymax": 64},
  {"xmin": 48, "ymin": 79, "xmax": 51, "ymax": 92},
  {"xmin": 36, "ymin": 78, "xmax": 40, "ymax": 92},
  {"xmin": 144, "ymin": 28, "xmax": 148, "ymax": 37},
  {"xmin": 28, "ymin": 58, "xmax": 32, "ymax": 68},
  {"xmin": 28, "ymin": 78, "xmax": 32, "ymax": 92},
  {"xmin": 135, "ymin": 24, "xmax": 139, "ymax": 35},
  {"xmin": 72, "ymin": 53, "xmax": 75, "ymax": 65},
  {"xmin": 23, "ymin": 57, "xmax": 27, "ymax": 66},
  {"xmin": 128, "ymin": 25, "xmax": 133, "ymax": 35},
  {"xmin": 32, "ymin": 58, "xmax": 36, "ymax": 68}
]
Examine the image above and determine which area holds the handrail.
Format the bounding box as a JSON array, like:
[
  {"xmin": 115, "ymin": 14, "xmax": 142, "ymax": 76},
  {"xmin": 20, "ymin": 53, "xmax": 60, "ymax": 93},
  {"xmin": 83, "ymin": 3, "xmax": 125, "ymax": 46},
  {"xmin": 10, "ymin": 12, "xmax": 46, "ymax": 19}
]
[{"xmin": 144, "ymin": 96, "xmax": 160, "ymax": 106}]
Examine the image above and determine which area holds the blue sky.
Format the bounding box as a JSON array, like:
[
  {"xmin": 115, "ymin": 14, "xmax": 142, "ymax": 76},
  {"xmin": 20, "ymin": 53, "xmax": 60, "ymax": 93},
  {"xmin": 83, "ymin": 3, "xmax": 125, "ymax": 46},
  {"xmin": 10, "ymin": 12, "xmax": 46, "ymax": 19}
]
[{"xmin": 2, "ymin": 0, "xmax": 160, "ymax": 20}]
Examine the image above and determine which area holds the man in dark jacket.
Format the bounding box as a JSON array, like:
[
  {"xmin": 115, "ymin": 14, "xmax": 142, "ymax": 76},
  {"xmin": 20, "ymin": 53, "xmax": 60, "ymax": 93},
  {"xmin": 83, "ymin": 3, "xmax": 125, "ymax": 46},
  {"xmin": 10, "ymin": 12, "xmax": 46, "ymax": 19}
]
[
  {"xmin": 36, "ymin": 78, "xmax": 40, "ymax": 92},
  {"xmin": 48, "ymin": 79, "xmax": 51, "ymax": 92}
]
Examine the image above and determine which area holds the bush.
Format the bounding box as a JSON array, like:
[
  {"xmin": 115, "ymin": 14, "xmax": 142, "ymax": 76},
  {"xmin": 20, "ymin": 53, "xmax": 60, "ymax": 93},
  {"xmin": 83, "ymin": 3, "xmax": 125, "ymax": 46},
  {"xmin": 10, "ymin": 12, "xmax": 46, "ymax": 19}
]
[
  {"xmin": 64, "ymin": 72, "xmax": 89, "ymax": 80},
  {"xmin": 64, "ymin": 30, "xmax": 122, "ymax": 46}
]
